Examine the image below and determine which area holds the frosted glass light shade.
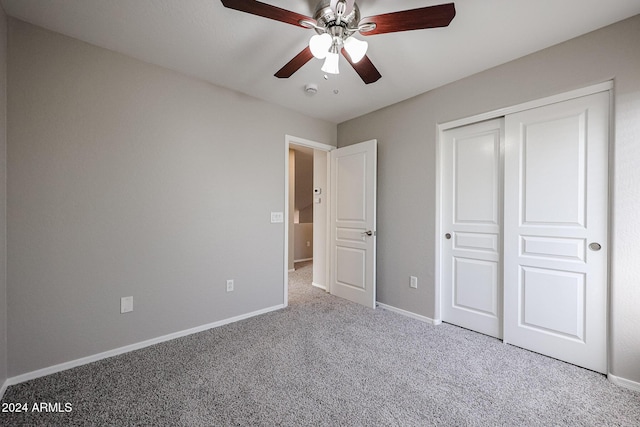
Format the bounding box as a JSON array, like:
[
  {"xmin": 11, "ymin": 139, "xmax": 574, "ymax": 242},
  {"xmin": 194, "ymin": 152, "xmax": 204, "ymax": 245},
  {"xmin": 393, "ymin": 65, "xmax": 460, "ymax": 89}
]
[
  {"xmin": 343, "ymin": 37, "xmax": 368, "ymax": 63},
  {"xmin": 309, "ymin": 33, "xmax": 332, "ymax": 59},
  {"xmin": 321, "ymin": 52, "xmax": 340, "ymax": 74}
]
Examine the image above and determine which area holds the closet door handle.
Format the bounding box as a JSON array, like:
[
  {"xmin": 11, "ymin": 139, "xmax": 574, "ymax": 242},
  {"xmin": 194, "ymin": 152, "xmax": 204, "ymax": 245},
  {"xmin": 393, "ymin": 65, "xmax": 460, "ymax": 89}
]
[
  {"xmin": 589, "ymin": 242, "xmax": 602, "ymax": 251},
  {"xmin": 445, "ymin": 233, "xmax": 452, "ymax": 240}
]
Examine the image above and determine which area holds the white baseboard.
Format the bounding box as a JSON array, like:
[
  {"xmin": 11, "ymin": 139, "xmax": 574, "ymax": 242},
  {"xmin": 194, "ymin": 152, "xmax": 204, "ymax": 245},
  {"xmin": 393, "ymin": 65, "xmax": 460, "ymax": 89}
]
[
  {"xmin": 0, "ymin": 378, "xmax": 8, "ymax": 400},
  {"xmin": 294, "ymin": 257, "xmax": 313, "ymax": 263},
  {"xmin": 376, "ymin": 302, "xmax": 441, "ymax": 325},
  {"xmin": 6, "ymin": 304, "xmax": 284, "ymax": 387},
  {"xmin": 608, "ymin": 373, "xmax": 640, "ymax": 392},
  {"xmin": 311, "ymin": 282, "xmax": 326, "ymax": 291}
]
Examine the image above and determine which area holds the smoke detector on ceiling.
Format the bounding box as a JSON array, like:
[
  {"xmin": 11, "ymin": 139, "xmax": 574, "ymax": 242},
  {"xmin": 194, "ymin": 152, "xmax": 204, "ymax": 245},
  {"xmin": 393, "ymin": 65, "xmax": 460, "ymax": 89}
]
[{"xmin": 305, "ymin": 83, "xmax": 318, "ymax": 95}]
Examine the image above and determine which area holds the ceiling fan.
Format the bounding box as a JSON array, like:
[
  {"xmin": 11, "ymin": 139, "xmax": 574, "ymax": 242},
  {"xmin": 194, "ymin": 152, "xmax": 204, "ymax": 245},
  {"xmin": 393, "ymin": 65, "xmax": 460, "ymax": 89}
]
[{"xmin": 220, "ymin": 0, "xmax": 456, "ymax": 84}]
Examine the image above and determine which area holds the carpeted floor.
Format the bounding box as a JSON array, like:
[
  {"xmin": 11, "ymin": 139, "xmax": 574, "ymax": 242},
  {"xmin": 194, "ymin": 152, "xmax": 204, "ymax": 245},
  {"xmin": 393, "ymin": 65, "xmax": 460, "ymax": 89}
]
[{"xmin": 1, "ymin": 260, "xmax": 639, "ymax": 426}]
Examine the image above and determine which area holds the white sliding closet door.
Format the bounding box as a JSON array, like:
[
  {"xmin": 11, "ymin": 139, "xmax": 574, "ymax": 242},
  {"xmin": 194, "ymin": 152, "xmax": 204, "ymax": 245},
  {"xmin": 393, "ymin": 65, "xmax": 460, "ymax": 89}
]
[
  {"xmin": 441, "ymin": 119, "xmax": 503, "ymax": 339},
  {"xmin": 503, "ymin": 92, "xmax": 609, "ymax": 373}
]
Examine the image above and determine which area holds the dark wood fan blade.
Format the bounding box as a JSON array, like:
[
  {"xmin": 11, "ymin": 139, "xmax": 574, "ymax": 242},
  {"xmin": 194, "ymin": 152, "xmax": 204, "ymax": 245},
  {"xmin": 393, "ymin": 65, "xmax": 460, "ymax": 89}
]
[
  {"xmin": 342, "ymin": 48, "xmax": 382, "ymax": 84},
  {"xmin": 275, "ymin": 47, "xmax": 314, "ymax": 78},
  {"xmin": 221, "ymin": 0, "xmax": 312, "ymax": 28},
  {"xmin": 360, "ymin": 3, "xmax": 456, "ymax": 36}
]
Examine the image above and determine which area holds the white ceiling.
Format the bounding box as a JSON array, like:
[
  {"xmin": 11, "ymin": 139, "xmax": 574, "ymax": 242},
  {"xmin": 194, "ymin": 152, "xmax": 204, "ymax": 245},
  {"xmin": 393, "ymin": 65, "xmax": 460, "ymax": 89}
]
[{"xmin": 2, "ymin": 0, "xmax": 639, "ymax": 123}]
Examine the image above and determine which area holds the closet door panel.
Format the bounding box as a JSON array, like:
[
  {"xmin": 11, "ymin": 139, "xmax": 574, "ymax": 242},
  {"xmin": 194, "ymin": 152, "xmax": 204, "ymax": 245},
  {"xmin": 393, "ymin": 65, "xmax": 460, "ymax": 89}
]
[
  {"xmin": 503, "ymin": 91, "xmax": 609, "ymax": 373},
  {"xmin": 441, "ymin": 119, "xmax": 503, "ymax": 338}
]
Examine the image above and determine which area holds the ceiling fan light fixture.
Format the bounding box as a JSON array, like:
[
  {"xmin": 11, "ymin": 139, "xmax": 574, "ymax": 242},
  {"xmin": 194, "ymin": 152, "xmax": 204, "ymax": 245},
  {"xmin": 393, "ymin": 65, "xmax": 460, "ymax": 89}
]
[
  {"xmin": 321, "ymin": 51, "xmax": 340, "ymax": 74},
  {"xmin": 343, "ymin": 37, "xmax": 368, "ymax": 63},
  {"xmin": 222, "ymin": 0, "xmax": 456, "ymax": 84},
  {"xmin": 309, "ymin": 33, "xmax": 332, "ymax": 59}
]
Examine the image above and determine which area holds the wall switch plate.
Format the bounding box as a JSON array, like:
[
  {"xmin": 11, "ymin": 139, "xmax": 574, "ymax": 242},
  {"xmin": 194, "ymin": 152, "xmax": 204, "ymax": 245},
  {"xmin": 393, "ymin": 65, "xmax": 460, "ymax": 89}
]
[
  {"xmin": 270, "ymin": 212, "xmax": 284, "ymax": 223},
  {"xmin": 226, "ymin": 279, "xmax": 234, "ymax": 292},
  {"xmin": 121, "ymin": 296, "xmax": 133, "ymax": 313},
  {"xmin": 410, "ymin": 276, "xmax": 418, "ymax": 289}
]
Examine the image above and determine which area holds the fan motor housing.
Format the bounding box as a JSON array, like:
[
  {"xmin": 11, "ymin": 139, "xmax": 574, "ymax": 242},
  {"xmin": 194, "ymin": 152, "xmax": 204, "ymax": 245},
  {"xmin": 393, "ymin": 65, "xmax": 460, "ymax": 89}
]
[{"xmin": 313, "ymin": 0, "xmax": 360, "ymax": 36}]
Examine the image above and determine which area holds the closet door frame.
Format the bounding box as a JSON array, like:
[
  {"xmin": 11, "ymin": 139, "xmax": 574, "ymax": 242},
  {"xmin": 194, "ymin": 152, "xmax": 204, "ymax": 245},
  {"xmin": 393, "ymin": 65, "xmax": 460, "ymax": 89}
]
[{"xmin": 435, "ymin": 80, "xmax": 613, "ymax": 325}]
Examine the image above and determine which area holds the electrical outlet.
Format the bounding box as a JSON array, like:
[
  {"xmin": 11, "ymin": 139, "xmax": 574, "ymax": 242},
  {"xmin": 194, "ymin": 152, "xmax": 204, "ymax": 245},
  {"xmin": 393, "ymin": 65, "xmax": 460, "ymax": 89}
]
[
  {"xmin": 410, "ymin": 276, "xmax": 418, "ymax": 289},
  {"xmin": 121, "ymin": 296, "xmax": 133, "ymax": 313},
  {"xmin": 226, "ymin": 279, "xmax": 234, "ymax": 292}
]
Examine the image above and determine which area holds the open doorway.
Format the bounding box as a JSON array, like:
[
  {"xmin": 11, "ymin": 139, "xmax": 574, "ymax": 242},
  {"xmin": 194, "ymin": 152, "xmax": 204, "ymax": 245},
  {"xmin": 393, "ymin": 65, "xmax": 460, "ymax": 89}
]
[
  {"xmin": 284, "ymin": 135, "xmax": 333, "ymax": 307},
  {"xmin": 289, "ymin": 145, "xmax": 314, "ymax": 270}
]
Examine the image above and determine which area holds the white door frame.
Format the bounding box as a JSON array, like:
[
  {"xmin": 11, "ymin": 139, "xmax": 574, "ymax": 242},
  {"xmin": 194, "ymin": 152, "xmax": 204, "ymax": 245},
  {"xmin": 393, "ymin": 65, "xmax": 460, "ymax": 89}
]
[
  {"xmin": 284, "ymin": 135, "xmax": 334, "ymax": 307},
  {"xmin": 435, "ymin": 80, "xmax": 613, "ymax": 323}
]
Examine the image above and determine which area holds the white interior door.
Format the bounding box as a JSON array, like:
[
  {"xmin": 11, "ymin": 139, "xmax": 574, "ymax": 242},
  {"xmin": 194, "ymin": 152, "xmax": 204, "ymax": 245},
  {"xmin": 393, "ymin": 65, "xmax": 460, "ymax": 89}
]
[
  {"xmin": 503, "ymin": 92, "xmax": 609, "ymax": 373},
  {"xmin": 330, "ymin": 140, "xmax": 377, "ymax": 308},
  {"xmin": 441, "ymin": 119, "xmax": 503, "ymax": 338}
]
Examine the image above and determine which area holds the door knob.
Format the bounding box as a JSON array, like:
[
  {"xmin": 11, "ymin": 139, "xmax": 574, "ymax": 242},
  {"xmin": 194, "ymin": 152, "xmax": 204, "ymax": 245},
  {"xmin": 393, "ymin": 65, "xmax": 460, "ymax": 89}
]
[
  {"xmin": 445, "ymin": 233, "xmax": 452, "ymax": 240},
  {"xmin": 361, "ymin": 230, "xmax": 373, "ymax": 236},
  {"xmin": 589, "ymin": 242, "xmax": 602, "ymax": 251}
]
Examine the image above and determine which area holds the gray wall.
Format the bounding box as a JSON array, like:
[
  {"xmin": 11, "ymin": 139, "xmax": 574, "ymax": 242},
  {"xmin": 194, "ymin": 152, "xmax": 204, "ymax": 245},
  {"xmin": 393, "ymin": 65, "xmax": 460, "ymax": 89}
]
[
  {"xmin": 293, "ymin": 223, "xmax": 313, "ymax": 261},
  {"xmin": 290, "ymin": 148, "xmax": 315, "ymax": 267},
  {"xmin": 0, "ymin": 5, "xmax": 7, "ymax": 388},
  {"xmin": 7, "ymin": 19, "xmax": 335, "ymax": 377},
  {"xmin": 338, "ymin": 15, "xmax": 640, "ymax": 383},
  {"xmin": 294, "ymin": 149, "xmax": 313, "ymax": 224}
]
